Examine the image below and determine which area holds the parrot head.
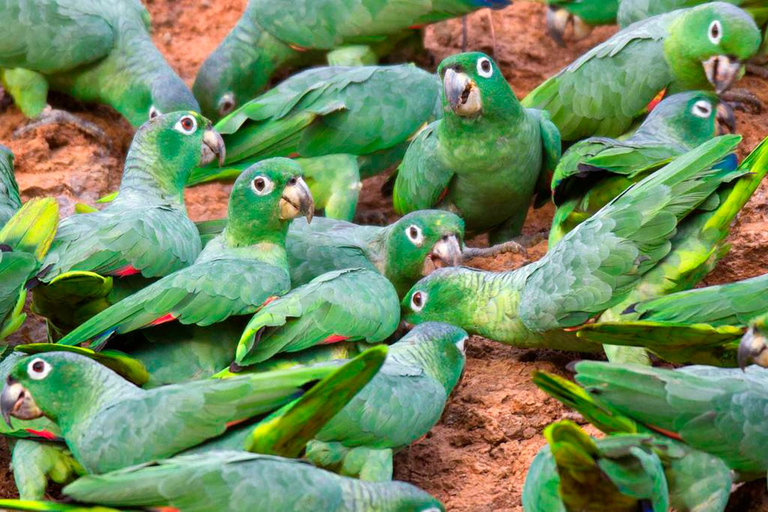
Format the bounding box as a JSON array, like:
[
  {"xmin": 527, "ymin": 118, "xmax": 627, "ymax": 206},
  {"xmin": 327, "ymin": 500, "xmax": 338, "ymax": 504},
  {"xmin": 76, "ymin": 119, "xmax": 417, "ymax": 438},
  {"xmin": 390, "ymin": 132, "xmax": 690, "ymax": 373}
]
[
  {"xmin": 641, "ymin": 91, "xmax": 735, "ymax": 140},
  {"xmin": 123, "ymin": 112, "xmax": 225, "ymax": 195},
  {"xmin": 226, "ymin": 158, "xmax": 315, "ymax": 243},
  {"xmin": 665, "ymin": 3, "xmax": 761, "ymax": 94},
  {"xmin": 738, "ymin": 317, "xmax": 768, "ymax": 370},
  {"xmin": 385, "ymin": 211, "xmax": 465, "ymax": 297},
  {"xmin": 401, "ymin": 267, "xmax": 481, "ymax": 333},
  {"xmin": 1, "ymin": 352, "xmax": 132, "ymax": 427},
  {"xmin": 145, "ymin": 74, "xmax": 201, "ymax": 124},
  {"xmin": 396, "ymin": 322, "xmax": 468, "ymax": 393},
  {"xmin": 438, "ymin": 52, "xmax": 520, "ymax": 121}
]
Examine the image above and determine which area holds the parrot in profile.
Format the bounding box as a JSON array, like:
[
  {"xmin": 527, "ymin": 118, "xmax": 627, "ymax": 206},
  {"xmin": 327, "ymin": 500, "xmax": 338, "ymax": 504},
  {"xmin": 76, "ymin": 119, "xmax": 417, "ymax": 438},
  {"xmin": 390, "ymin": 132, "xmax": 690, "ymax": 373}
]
[
  {"xmin": 193, "ymin": 0, "xmax": 511, "ymax": 121},
  {"xmin": 618, "ymin": 0, "xmax": 768, "ymax": 29},
  {"xmin": 197, "ymin": 209, "xmax": 466, "ymax": 299},
  {"xmin": 400, "ymin": 136, "xmax": 746, "ymax": 352},
  {"xmin": 0, "ymin": 0, "xmax": 199, "ymax": 126},
  {"xmin": 0, "ymin": 145, "xmax": 20, "ymax": 227},
  {"xmin": 534, "ymin": 362, "xmax": 768, "ymax": 480},
  {"xmin": 31, "ymin": 112, "xmax": 225, "ymax": 337},
  {"xmin": 188, "ymin": 64, "xmax": 441, "ymax": 186},
  {"xmin": 544, "ymin": 0, "xmax": 620, "ymax": 46},
  {"xmin": 0, "ymin": 199, "xmax": 59, "ymax": 340},
  {"xmin": 523, "ymin": 2, "xmax": 762, "ymax": 141},
  {"xmin": 522, "ymin": 420, "xmax": 733, "ymax": 512},
  {"xmin": 549, "ymin": 91, "xmax": 735, "ymax": 246},
  {"xmin": 235, "ymin": 268, "xmax": 400, "ymax": 366},
  {"xmin": 55, "ymin": 159, "xmax": 314, "ymax": 349},
  {"xmin": 33, "ymin": 450, "xmax": 444, "ymax": 511},
  {"xmin": 393, "ymin": 52, "xmax": 561, "ymax": 244},
  {"xmin": 0, "ymin": 349, "xmax": 375, "ymax": 474}
]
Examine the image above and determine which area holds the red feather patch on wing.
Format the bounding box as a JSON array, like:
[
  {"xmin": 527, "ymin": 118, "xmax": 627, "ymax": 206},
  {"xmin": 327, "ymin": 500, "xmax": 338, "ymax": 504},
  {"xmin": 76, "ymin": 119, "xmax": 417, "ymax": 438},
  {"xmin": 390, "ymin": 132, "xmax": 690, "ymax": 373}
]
[
  {"xmin": 149, "ymin": 313, "xmax": 178, "ymax": 326},
  {"xmin": 438, "ymin": 187, "xmax": 449, "ymax": 203},
  {"xmin": 289, "ymin": 44, "xmax": 308, "ymax": 52},
  {"xmin": 646, "ymin": 88, "xmax": 667, "ymax": 113},
  {"xmin": 25, "ymin": 428, "xmax": 59, "ymax": 441},
  {"xmin": 322, "ymin": 334, "xmax": 350, "ymax": 344},
  {"xmin": 112, "ymin": 265, "xmax": 141, "ymax": 277},
  {"xmin": 645, "ymin": 423, "xmax": 683, "ymax": 441}
]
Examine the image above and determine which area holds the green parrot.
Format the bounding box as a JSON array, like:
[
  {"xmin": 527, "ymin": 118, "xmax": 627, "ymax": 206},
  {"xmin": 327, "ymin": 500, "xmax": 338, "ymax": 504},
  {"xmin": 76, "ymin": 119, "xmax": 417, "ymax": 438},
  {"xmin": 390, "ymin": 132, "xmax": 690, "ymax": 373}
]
[
  {"xmin": 0, "ymin": 198, "xmax": 59, "ymax": 340},
  {"xmin": 10, "ymin": 439, "xmax": 83, "ymax": 501},
  {"xmin": 549, "ymin": 91, "xmax": 735, "ymax": 246},
  {"xmin": 522, "ymin": 420, "xmax": 733, "ymax": 512},
  {"xmin": 534, "ymin": 362, "xmax": 768, "ymax": 481},
  {"xmin": 618, "ymin": 0, "xmax": 768, "ymax": 28},
  {"xmin": 235, "ymin": 268, "xmax": 400, "ymax": 366},
  {"xmin": 188, "ymin": 64, "xmax": 441, "ymax": 186},
  {"xmin": 575, "ymin": 272, "xmax": 768, "ymax": 366},
  {"xmin": 522, "ymin": 2, "xmax": 762, "ymax": 141},
  {"xmin": 0, "ymin": 350, "xmax": 364, "ymax": 474},
  {"xmin": 55, "ymin": 158, "xmax": 314, "ymax": 349},
  {"xmin": 393, "ymin": 52, "xmax": 561, "ymax": 244},
  {"xmin": 0, "ymin": 0, "xmax": 199, "ymax": 126},
  {"xmin": 400, "ymin": 135, "xmax": 745, "ymax": 352},
  {"xmin": 0, "ymin": 145, "xmax": 21, "ymax": 227},
  {"xmin": 198, "ymin": 209, "xmax": 466, "ymax": 299},
  {"xmin": 38, "ymin": 450, "xmax": 443, "ymax": 511},
  {"xmin": 544, "ymin": 0, "xmax": 620, "ymax": 46},
  {"xmin": 31, "ymin": 112, "xmax": 225, "ymax": 337},
  {"xmin": 192, "ymin": 0, "xmax": 511, "ymax": 121}
]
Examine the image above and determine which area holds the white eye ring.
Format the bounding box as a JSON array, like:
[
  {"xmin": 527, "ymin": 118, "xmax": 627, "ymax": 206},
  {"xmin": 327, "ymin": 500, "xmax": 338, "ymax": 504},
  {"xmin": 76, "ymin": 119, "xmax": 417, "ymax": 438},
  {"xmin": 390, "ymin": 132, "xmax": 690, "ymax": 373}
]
[
  {"xmin": 174, "ymin": 115, "xmax": 197, "ymax": 135},
  {"xmin": 477, "ymin": 57, "xmax": 493, "ymax": 78},
  {"xmin": 149, "ymin": 106, "xmax": 161, "ymax": 119},
  {"xmin": 251, "ymin": 175, "xmax": 275, "ymax": 196},
  {"xmin": 708, "ymin": 20, "xmax": 722, "ymax": 45},
  {"xmin": 410, "ymin": 291, "xmax": 427, "ymax": 312},
  {"xmin": 405, "ymin": 224, "xmax": 424, "ymax": 246},
  {"xmin": 27, "ymin": 358, "xmax": 52, "ymax": 380},
  {"xmin": 692, "ymin": 100, "xmax": 713, "ymax": 118}
]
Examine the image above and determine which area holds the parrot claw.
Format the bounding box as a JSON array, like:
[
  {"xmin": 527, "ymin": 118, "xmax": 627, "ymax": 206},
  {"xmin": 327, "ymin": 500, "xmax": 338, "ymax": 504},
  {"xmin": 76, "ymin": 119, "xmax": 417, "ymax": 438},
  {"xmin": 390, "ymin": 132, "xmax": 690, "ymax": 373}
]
[
  {"xmin": 745, "ymin": 63, "xmax": 768, "ymax": 79},
  {"xmin": 13, "ymin": 106, "xmax": 111, "ymax": 147},
  {"xmin": 461, "ymin": 232, "xmax": 547, "ymax": 262},
  {"xmin": 720, "ymin": 89, "xmax": 762, "ymax": 115},
  {"xmin": 546, "ymin": 7, "xmax": 571, "ymax": 47}
]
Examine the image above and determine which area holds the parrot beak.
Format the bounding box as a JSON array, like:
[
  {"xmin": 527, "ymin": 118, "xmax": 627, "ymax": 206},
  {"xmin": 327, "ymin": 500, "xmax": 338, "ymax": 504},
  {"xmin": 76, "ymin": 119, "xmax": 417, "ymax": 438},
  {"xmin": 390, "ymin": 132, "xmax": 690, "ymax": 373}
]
[
  {"xmin": 423, "ymin": 234, "xmax": 462, "ymax": 276},
  {"xmin": 715, "ymin": 102, "xmax": 736, "ymax": 134},
  {"xmin": 443, "ymin": 68, "xmax": 482, "ymax": 117},
  {"xmin": 546, "ymin": 7, "xmax": 571, "ymax": 47},
  {"xmin": 702, "ymin": 55, "xmax": 741, "ymax": 94},
  {"xmin": 738, "ymin": 324, "xmax": 768, "ymax": 370},
  {"xmin": 279, "ymin": 176, "xmax": 315, "ymax": 223},
  {"xmin": 200, "ymin": 127, "xmax": 226, "ymax": 167},
  {"xmin": 1, "ymin": 378, "xmax": 42, "ymax": 427}
]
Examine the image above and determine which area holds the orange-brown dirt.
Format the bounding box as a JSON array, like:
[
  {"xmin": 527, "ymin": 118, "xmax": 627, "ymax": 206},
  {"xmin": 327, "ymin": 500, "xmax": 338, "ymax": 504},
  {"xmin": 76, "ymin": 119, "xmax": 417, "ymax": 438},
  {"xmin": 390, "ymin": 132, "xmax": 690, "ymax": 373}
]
[{"xmin": 1, "ymin": 1, "xmax": 768, "ymax": 510}]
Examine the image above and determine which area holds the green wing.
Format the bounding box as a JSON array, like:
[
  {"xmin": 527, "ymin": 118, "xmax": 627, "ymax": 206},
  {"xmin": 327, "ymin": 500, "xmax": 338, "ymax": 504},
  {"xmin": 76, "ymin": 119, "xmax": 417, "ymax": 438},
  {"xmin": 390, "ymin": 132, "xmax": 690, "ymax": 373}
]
[
  {"xmin": 0, "ymin": 500, "xmax": 122, "ymax": 512},
  {"xmin": 57, "ymin": 258, "xmax": 290, "ymax": 347},
  {"xmin": 392, "ymin": 122, "xmax": 455, "ymax": 214},
  {"xmin": 521, "ymin": 14, "xmax": 673, "ymax": 140},
  {"xmin": 11, "ymin": 439, "xmax": 82, "ymax": 500},
  {"xmin": 519, "ymin": 135, "xmax": 743, "ymax": 331},
  {"xmin": 530, "ymin": 108, "xmax": 562, "ymax": 207},
  {"xmin": 235, "ymin": 268, "xmax": 400, "ymax": 365},
  {"xmin": 0, "ymin": 145, "xmax": 20, "ymax": 227}
]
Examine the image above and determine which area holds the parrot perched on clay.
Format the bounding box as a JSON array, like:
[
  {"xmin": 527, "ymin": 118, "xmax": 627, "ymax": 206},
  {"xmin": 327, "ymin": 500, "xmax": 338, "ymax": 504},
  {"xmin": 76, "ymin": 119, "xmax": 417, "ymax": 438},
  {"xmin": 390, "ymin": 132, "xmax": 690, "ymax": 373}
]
[
  {"xmin": 618, "ymin": 0, "xmax": 768, "ymax": 28},
  {"xmin": 31, "ymin": 112, "xmax": 224, "ymax": 338},
  {"xmin": 0, "ymin": 348, "xmax": 378, "ymax": 474},
  {"xmin": 193, "ymin": 0, "xmax": 511, "ymax": 121},
  {"xmin": 7, "ymin": 450, "xmax": 444, "ymax": 512},
  {"xmin": 522, "ymin": 2, "xmax": 762, "ymax": 141},
  {"xmin": 0, "ymin": 145, "xmax": 20, "ymax": 227},
  {"xmin": 544, "ymin": 0, "xmax": 620, "ymax": 45},
  {"xmin": 522, "ymin": 420, "xmax": 733, "ymax": 512},
  {"xmin": 534, "ymin": 362, "xmax": 768, "ymax": 481},
  {"xmin": 55, "ymin": 159, "xmax": 313, "ymax": 349},
  {"xmin": 188, "ymin": 65, "xmax": 441, "ymax": 186},
  {"xmin": 0, "ymin": 0, "xmax": 199, "ymax": 126},
  {"xmin": 549, "ymin": 91, "xmax": 735, "ymax": 246},
  {"xmin": 235, "ymin": 268, "xmax": 400, "ymax": 366},
  {"xmin": 393, "ymin": 52, "xmax": 561, "ymax": 244},
  {"xmin": 0, "ymin": 199, "xmax": 59, "ymax": 340},
  {"xmin": 400, "ymin": 136, "xmax": 748, "ymax": 353}
]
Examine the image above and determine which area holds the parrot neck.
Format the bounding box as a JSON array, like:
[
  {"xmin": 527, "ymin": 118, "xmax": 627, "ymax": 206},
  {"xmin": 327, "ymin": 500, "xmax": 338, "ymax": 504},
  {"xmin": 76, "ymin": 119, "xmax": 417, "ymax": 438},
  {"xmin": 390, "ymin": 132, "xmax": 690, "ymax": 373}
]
[{"xmin": 118, "ymin": 143, "xmax": 188, "ymax": 206}]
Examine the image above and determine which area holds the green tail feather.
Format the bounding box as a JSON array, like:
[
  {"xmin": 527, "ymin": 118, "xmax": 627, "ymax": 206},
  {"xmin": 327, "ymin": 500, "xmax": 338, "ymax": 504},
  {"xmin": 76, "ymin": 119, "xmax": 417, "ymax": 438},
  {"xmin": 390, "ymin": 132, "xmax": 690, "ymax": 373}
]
[{"xmin": 0, "ymin": 198, "xmax": 59, "ymax": 261}]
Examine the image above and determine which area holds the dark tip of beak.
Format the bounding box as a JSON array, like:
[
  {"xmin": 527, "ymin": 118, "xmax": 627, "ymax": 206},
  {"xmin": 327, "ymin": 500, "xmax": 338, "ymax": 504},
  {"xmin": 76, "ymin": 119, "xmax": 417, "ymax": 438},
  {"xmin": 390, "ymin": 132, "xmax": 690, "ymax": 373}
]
[
  {"xmin": 717, "ymin": 103, "xmax": 736, "ymax": 134},
  {"xmin": 737, "ymin": 326, "xmax": 764, "ymax": 371},
  {"xmin": 1, "ymin": 378, "xmax": 18, "ymax": 428}
]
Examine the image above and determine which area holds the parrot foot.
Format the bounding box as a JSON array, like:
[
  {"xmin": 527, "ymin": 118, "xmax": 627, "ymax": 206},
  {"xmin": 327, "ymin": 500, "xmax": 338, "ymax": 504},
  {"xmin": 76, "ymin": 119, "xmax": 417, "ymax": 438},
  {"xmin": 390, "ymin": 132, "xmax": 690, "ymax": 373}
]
[
  {"xmin": 353, "ymin": 210, "xmax": 388, "ymax": 226},
  {"xmin": 745, "ymin": 63, "xmax": 768, "ymax": 79},
  {"xmin": 720, "ymin": 89, "xmax": 762, "ymax": 114},
  {"xmin": 461, "ymin": 16, "xmax": 468, "ymax": 53},
  {"xmin": 462, "ymin": 240, "xmax": 527, "ymax": 260},
  {"xmin": 0, "ymin": 87, "xmax": 12, "ymax": 113},
  {"xmin": 13, "ymin": 106, "xmax": 111, "ymax": 147}
]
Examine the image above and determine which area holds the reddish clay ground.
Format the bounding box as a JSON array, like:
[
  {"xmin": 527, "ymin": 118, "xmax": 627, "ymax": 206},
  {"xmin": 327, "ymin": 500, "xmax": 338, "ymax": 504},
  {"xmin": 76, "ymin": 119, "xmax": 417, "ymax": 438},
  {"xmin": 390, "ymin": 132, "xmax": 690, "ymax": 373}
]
[{"xmin": 1, "ymin": 1, "xmax": 768, "ymax": 509}]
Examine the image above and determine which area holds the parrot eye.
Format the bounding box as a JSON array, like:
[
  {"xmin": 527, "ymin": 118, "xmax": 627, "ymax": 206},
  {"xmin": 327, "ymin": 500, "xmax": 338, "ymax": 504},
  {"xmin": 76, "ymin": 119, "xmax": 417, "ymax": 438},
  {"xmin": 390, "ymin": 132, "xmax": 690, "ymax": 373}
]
[
  {"xmin": 410, "ymin": 291, "xmax": 427, "ymax": 312},
  {"xmin": 218, "ymin": 94, "xmax": 236, "ymax": 117},
  {"xmin": 174, "ymin": 115, "xmax": 198, "ymax": 135},
  {"xmin": 251, "ymin": 176, "xmax": 275, "ymax": 196},
  {"xmin": 27, "ymin": 358, "xmax": 52, "ymax": 380},
  {"xmin": 149, "ymin": 106, "xmax": 161, "ymax": 119},
  {"xmin": 692, "ymin": 100, "xmax": 713, "ymax": 118},
  {"xmin": 477, "ymin": 57, "xmax": 493, "ymax": 78},
  {"xmin": 405, "ymin": 224, "xmax": 425, "ymax": 246},
  {"xmin": 708, "ymin": 20, "xmax": 722, "ymax": 45}
]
